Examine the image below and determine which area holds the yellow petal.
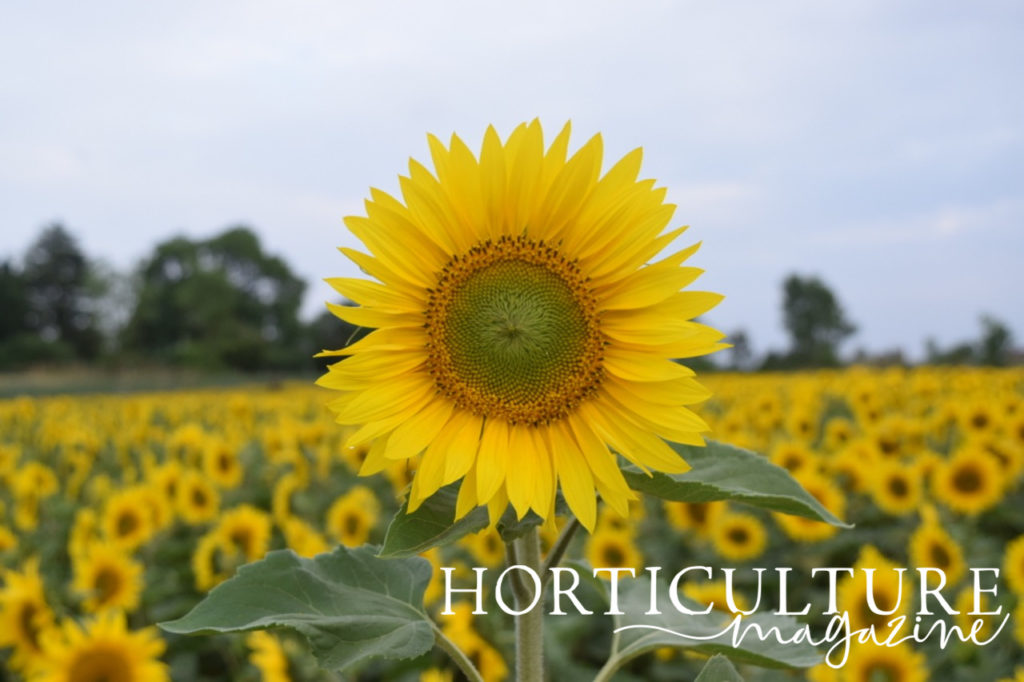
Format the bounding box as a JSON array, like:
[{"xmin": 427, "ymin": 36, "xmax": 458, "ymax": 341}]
[
  {"xmin": 476, "ymin": 419, "xmax": 510, "ymax": 503},
  {"xmin": 385, "ymin": 399, "xmax": 455, "ymax": 460},
  {"xmin": 546, "ymin": 424, "xmax": 597, "ymax": 531}
]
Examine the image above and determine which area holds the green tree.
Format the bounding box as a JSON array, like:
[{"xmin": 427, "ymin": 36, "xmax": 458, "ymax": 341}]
[
  {"xmin": 21, "ymin": 223, "xmax": 101, "ymax": 359},
  {"xmin": 123, "ymin": 226, "xmax": 307, "ymax": 371},
  {"xmin": 781, "ymin": 274, "xmax": 856, "ymax": 367},
  {"xmin": 978, "ymin": 315, "xmax": 1013, "ymax": 366}
]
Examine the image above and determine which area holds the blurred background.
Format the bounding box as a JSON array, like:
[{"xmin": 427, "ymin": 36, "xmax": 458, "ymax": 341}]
[{"xmin": 2, "ymin": 0, "xmax": 1022, "ymax": 384}]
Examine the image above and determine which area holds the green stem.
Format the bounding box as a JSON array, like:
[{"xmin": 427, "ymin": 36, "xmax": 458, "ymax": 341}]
[
  {"xmin": 432, "ymin": 624, "xmax": 485, "ymax": 682},
  {"xmin": 540, "ymin": 517, "xmax": 580, "ymax": 589},
  {"xmin": 513, "ymin": 527, "xmax": 544, "ymax": 682}
]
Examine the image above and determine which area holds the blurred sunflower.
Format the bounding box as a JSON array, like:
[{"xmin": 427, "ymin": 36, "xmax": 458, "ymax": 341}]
[
  {"xmin": 1003, "ymin": 534, "xmax": 1024, "ymax": 595},
  {"xmin": 663, "ymin": 500, "xmax": 726, "ymax": 538},
  {"xmin": 774, "ymin": 471, "xmax": 845, "ymax": 543},
  {"xmin": 683, "ymin": 579, "xmax": 750, "ymax": 617},
  {"xmin": 325, "ymin": 485, "xmax": 380, "ymax": 547},
  {"xmin": 247, "ymin": 630, "xmax": 292, "ymax": 682},
  {"xmin": 871, "ymin": 460, "xmax": 923, "ymax": 516},
  {"xmin": 585, "ymin": 529, "xmax": 642, "ymax": 571},
  {"xmin": 101, "ymin": 489, "xmax": 155, "ymax": 552},
  {"xmin": 72, "ymin": 543, "xmax": 144, "ymax": 614},
  {"xmin": 931, "ymin": 446, "xmax": 1003, "ymax": 515},
  {"xmin": 218, "ymin": 504, "xmax": 273, "ymax": 563},
  {"xmin": 318, "ymin": 121, "xmax": 725, "ymax": 530},
  {"xmin": 0, "ymin": 558, "xmax": 55, "ymax": 673},
  {"xmin": 34, "ymin": 611, "xmax": 168, "ymax": 682},
  {"xmin": 908, "ymin": 507, "xmax": 965, "ymax": 586},
  {"xmin": 176, "ymin": 470, "xmax": 221, "ymax": 524},
  {"xmin": 837, "ymin": 546, "xmax": 910, "ymax": 640},
  {"xmin": 710, "ymin": 511, "xmax": 767, "ymax": 562},
  {"xmin": 841, "ymin": 642, "xmax": 926, "ymax": 682}
]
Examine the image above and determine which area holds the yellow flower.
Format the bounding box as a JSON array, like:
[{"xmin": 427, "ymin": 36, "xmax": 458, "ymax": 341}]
[
  {"xmin": 931, "ymin": 446, "xmax": 1003, "ymax": 515},
  {"xmin": 0, "ymin": 557, "xmax": 55, "ymax": 673},
  {"xmin": 840, "ymin": 642, "xmax": 927, "ymax": 682},
  {"xmin": 908, "ymin": 507, "xmax": 965, "ymax": 586},
  {"xmin": 871, "ymin": 460, "xmax": 923, "ymax": 516},
  {"xmin": 325, "ymin": 485, "xmax": 380, "ymax": 547},
  {"xmin": 318, "ymin": 121, "xmax": 725, "ymax": 530},
  {"xmin": 218, "ymin": 504, "xmax": 273, "ymax": 563},
  {"xmin": 1003, "ymin": 534, "xmax": 1024, "ymax": 596},
  {"xmin": 710, "ymin": 511, "xmax": 768, "ymax": 562},
  {"xmin": 770, "ymin": 441, "xmax": 818, "ymax": 476},
  {"xmin": 585, "ymin": 530, "xmax": 642, "ymax": 572},
  {"xmin": 953, "ymin": 587, "xmax": 998, "ymax": 641},
  {"xmin": 202, "ymin": 438, "xmax": 244, "ymax": 489},
  {"xmin": 72, "ymin": 543, "xmax": 144, "ymax": 614},
  {"xmin": 33, "ymin": 611, "xmax": 168, "ymax": 682},
  {"xmin": 837, "ymin": 546, "xmax": 911, "ymax": 640},
  {"xmin": 441, "ymin": 602, "xmax": 509, "ymax": 681},
  {"xmin": 682, "ymin": 579, "xmax": 750, "ymax": 616},
  {"xmin": 663, "ymin": 500, "xmax": 726, "ymax": 538},
  {"xmin": 102, "ymin": 488, "xmax": 155, "ymax": 552},
  {"xmin": 247, "ymin": 630, "xmax": 292, "ymax": 682},
  {"xmin": 0, "ymin": 523, "xmax": 16, "ymax": 552},
  {"xmin": 463, "ymin": 528, "xmax": 507, "ymax": 568},
  {"xmin": 280, "ymin": 516, "xmax": 329, "ymax": 558},
  {"xmin": 176, "ymin": 470, "xmax": 221, "ymax": 524}
]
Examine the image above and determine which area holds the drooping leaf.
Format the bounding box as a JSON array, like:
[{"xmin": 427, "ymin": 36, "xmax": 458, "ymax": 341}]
[
  {"xmin": 623, "ymin": 440, "xmax": 850, "ymax": 526},
  {"xmin": 695, "ymin": 654, "xmax": 745, "ymax": 682},
  {"xmin": 160, "ymin": 547, "xmax": 434, "ymax": 672},
  {"xmin": 378, "ymin": 482, "xmax": 489, "ymax": 558}
]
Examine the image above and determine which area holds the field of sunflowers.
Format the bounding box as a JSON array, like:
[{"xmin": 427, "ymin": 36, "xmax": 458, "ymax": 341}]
[{"xmin": 1, "ymin": 365, "xmax": 1023, "ymax": 681}]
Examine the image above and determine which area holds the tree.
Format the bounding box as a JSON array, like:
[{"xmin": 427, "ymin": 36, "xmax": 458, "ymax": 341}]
[
  {"xmin": 123, "ymin": 226, "xmax": 307, "ymax": 371},
  {"xmin": 781, "ymin": 274, "xmax": 856, "ymax": 367},
  {"xmin": 21, "ymin": 223, "xmax": 101, "ymax": 359},
  {"xmin": 725, "ymin": 329, "xmax": 753, "ymax": 370},
  {"xmin": 978, "ymin": 315, "xmax": 1013, "ymax": 366},
  {"xmin": 0, "ymin": 260, "xmax": 30, "ymax": 341}
]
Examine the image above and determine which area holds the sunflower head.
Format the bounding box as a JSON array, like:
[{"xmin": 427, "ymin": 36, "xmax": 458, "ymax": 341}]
[{"xmin": 319, "ymin": 121, "xmax": 725, "ymax": 530}]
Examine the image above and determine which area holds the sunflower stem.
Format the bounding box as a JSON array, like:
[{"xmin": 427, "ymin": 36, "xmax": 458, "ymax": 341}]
[
  {"xmin": 513, "ymin": 527, "xmax": 545, "ymax": 682},
  {"xmin": 432, "ymin": 624, "xmax": 485, "ymax": 682}
]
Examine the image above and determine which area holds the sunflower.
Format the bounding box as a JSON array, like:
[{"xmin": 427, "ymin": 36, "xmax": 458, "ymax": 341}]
[
  {"xmin": 0, "ymin": 523, "xmax": 15, "ymax": 552},
  {"xmin": 710, "ymin": 511, "xmax": 767, "ymax": 562},
  {"xmin": 870, "ymin": 460, "xmax": 923, "ymax": 516},
  {"xmin": 280, "ymin": 516, "xmax": 329, "ymax": 558},
  {"xmin": 931, "ymin": 446, "xmax": 1003, "ymax": 515},
  {"xmin": 682, "ymin": 579, "xmax": 751, "ymax": 618},
  {"xmin": 176, "ymin": 470, "xmax": 221, "ymax": 524},
  {"xmin": 202, "ymin": 438, "xmax": 244, "ymax": 489},
  {"xmin": 441, "ymin": 603, "xmax": 509, "ymax": 682},
  {"xmin": 463, "ymin": 528, "xmax": 507, "ymax": 568},
  {"xmin": 33, "ymin": 611, "xmax": 168, "ymax": 682},
  {"xmin": 324, "ymin": 485, "xmax": 380, "ymax": 547},
  {"xmin": 247, "ymin": 630, "xmax": 292, "ymax": 682},
  {"xmin": 908, "ymin": 508, "xmax": 965, "ymax": 586},
  {"xmin": 663, "ymin": 500, "xmax": 726, "ymax": 538},
  {"xmin": 1003, "ymin": 534, "xmax": 1024, "ymax": 596},
  {"xmin": 217, "ymin": 504, "xmax": 272, "ymax": 563},
  {"xmin": 840, "ymin": 642, "xmax": 926, "ymax": 682},
  {"xmin": 837, "ymin": 546, "xmax": 910, "ymax": 640},
  {"xmin": 953, "ymin": 587, "xmax": 998, "ymax": 640},
  {"xmin": 317, "ymin": 121, "xmax": 725, "ymax": 530},
  {"xmin": 72, "ymin": 543, "xmax": 144, "ymax": 614},
  {"xmin": 585, "ymin": 529, "xmax": 642, "ymax": 572},
  {"xmin": 101, "ymin": 489, "xmax": 155, "ymax": 552},
  {"xmin": 769, "ymin": 441, "xmax": 818, "ymax": 476},
  {"xmin": 0, "ymin": 557, "xmax": 55, "ymax": 673}
]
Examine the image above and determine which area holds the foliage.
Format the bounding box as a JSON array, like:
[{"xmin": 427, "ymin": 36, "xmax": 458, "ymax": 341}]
[
  {"xmin": 122, "ymin": 226, "xmax": 307, "ymax": 371},
  {"xmin": 779, "ymin": 274, "xmax": 856, "ymax": 368}
]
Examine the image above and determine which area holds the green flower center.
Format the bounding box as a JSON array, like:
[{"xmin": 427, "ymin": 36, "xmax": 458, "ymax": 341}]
[{"xmin": 425, "ymin": 236, "xmax": 604, "ymax": 426}]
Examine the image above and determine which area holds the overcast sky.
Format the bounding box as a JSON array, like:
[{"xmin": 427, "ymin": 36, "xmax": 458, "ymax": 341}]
[{"xmin": 2, "ymin": 1, "xmax": 1022, "ymax": 358}]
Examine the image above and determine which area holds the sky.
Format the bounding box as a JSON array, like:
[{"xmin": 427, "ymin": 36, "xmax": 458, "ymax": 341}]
[{"xmin": 1, "ymin": 0, "xmax": 1022, "ymax": 359}]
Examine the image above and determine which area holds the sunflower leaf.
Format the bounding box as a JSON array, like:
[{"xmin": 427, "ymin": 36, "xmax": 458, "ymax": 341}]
[
  {"xmin": 496, "ymin": 495, "xmax": 570, "ymax": 542},
  {"xmin": 695, "ymin": 655, "xmax": 746, "ymax": 682},
  {"xmin": 378, "ymin": 481, "xmax": 490, "ymax": 558},
  {"xmin": 622, "ymin": 440, "xmax": 850, "ymax": 527},
  {"xmin": 610, "ymin": 576, "xmax": 821, "ymax": 670},
  {"xmin": 159, "ymin": 547, "xmax": 434, "ymax": 672}
]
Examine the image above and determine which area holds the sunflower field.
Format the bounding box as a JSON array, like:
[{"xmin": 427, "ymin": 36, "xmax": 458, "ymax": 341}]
[{"xmin": 0, "ymin": 365, "xmax": 1021, "ymax": 681}]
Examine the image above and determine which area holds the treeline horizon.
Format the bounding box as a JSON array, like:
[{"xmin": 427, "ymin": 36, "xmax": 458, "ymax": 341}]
[{"xmin": 0, "ymin": 223, "xmax": 1017, "ymax": 374}]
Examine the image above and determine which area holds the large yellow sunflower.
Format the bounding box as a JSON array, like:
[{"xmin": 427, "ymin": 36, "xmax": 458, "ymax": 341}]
[
  {"xmin": 34, "ymin": 611, "xmax": 168, "ymax": 682},
  {"xmin": 318, "ymin": 121, "xmax": 725, "ymax": 530}
]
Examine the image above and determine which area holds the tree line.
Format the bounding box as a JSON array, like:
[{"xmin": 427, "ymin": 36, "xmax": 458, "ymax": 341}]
[
  {"xmin": 0, "ymin": 223, "xmax": 1016, "ymax": 373},
  {"xmin": 0, "ymin": 223, "xmax": 362, "ymax": 372}
]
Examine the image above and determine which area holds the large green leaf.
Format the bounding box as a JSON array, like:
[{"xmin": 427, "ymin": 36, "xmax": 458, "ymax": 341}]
[
  {"xmin": 611, "ymin": 576, "xmax": 822, "ymax": 670},
  {"xmin": 379, "ymin": 482, "xmax": 489, "ymax": 558},
  {"xmin": 695, "ymin": 654, "xmax": 745, "ymax": 682},
  {"xmin": 160, "ymin": 547, "xmax": 434, "ymax": 672},
  {"xmin": 623, "ymin": 440, "xmax": 850, "ymax": 526}
]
